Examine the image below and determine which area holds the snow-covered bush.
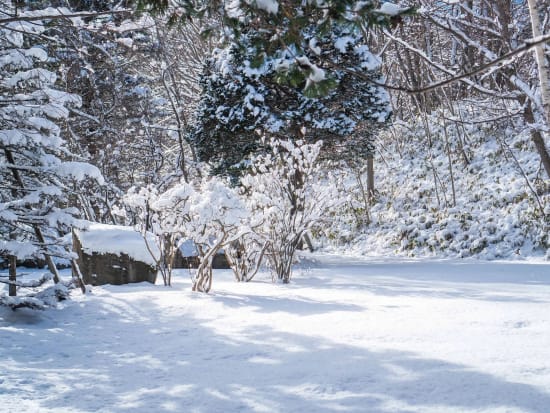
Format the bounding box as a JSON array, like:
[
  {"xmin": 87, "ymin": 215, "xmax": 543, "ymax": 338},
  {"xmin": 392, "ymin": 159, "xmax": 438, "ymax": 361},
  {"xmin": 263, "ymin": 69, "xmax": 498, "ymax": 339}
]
[
  {"xmin": 241, "ymin": 138, "xmax": 341, "ymax": 283},
  {"xmin": 224, "ymin": 231, "xmax": 268, "ymax": 283},
  {"xmin": 124, "ymin": 176, "xmax": 250, "ymax": 292},
  {"xmin": 187, "ymin": 178, "xmax": 248, "ymax": 292},
  {"xmin": 124, "ymin": 181, "xmax": 194, "ymax": 286},
  {"xmin": 323, "ymin": 104, "xmax": 549, "ymax": 260},
  {"xmin": 0, "ymin": 272, "xmax": 70, "ymax": 311}
]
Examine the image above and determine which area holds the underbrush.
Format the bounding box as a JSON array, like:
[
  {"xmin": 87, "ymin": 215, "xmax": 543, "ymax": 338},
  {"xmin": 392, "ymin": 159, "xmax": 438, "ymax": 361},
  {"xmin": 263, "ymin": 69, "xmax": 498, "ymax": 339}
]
[{"xmin": 321, "ymin": 108, "xmax": 549, "ymax": 260}]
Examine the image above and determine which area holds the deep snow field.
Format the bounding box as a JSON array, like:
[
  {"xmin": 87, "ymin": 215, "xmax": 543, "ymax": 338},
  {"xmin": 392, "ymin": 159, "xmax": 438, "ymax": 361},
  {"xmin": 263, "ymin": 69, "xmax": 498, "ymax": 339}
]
[{"xmin": 1, "ymin": 254, "xmax": 550, "ymax": 413}]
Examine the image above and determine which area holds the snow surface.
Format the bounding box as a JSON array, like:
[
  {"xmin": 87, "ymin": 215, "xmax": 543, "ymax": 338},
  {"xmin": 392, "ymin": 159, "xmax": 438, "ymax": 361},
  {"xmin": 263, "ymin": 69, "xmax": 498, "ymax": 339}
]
[
  {"xmin": 250, "ymin": 0, "xmax": 279, "ymax": 14},
  {"xmin": 76, "ymin": 223, "xmax": 160, "ymax": 266},
  {"xmin": 1, "ymin": 254, "xmax": 550, "ymax": 412},
  {"xmin": 375, "ymin": 2, "xmax": 404, "ymax": 16}
]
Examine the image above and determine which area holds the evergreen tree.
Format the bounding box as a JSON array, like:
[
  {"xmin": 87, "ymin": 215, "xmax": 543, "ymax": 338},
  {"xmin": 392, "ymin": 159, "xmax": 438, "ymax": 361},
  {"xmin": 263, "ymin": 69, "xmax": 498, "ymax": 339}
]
[
  {"xmin": 0, "ymin": 2, "xmax": 103, "ymax": 301},
  {"xmin": 192, "ymin": 22, "xmax": 392, "ymax": 176}
]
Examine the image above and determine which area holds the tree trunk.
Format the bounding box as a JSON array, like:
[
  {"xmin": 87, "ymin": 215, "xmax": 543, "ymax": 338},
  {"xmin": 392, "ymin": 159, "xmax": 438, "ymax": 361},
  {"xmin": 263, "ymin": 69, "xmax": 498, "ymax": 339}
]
[
  {"xmin": 4, "ymin": 149, "xmax": 61, "ymax": 284},
  {"xmin": 302, "ymin": 232, "xmax": 315, "ymax": 252},
  {"xmin": 527, "ymin": 0, "xmax": 550, "ymax": 125},
  {"xmin": 524, "ymin": 102, "xmax": 550, "ymax": 179},
  {"xmin": 526, "ymin": 0, "xmax": 550, "ymax": 180},
  {"xmin": 366, "ymin": 155, "xmax": 375, "ymax": 198},
  {"xmin": 33, "ymin": 227, "xmax": 61, "ymax": 284},
  {"xmin": 9, "ymin": 255, "xmax": 17, "ymax": 297},
  {"xmin": 71, "ymin": 229, "xmax": 87, "ymax": 293}
]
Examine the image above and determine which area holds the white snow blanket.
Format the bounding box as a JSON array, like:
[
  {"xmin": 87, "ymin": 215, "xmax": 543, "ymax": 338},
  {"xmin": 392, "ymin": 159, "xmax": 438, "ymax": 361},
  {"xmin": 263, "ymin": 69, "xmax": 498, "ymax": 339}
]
[{"xmin": 1, "ymin": 254, "xmax": 549, "ymax": 412}]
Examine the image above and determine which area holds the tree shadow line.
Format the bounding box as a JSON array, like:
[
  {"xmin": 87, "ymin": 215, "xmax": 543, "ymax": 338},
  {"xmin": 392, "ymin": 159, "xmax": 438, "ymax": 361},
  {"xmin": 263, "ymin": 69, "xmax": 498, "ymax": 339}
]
[{"xmin": 1, "ymin": 286, "xmax": 550, "ymax": 412}]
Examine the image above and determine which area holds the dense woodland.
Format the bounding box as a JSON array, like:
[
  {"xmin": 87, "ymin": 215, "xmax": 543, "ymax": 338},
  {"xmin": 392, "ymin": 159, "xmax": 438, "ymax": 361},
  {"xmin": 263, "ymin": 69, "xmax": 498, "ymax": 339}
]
[{"xmin": 1, "ymin": 0, "xmax": 549, "ymax": 306}]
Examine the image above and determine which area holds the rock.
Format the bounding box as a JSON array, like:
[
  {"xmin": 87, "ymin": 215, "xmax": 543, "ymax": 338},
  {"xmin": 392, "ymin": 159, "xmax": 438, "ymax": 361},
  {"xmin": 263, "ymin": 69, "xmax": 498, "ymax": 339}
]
[
  {"xmin": 73, "ymin": 224, "xmax": 158, "ymax": 286},
  {"xmin": 172, "ymin": 241, "xmax": 229, "ymax": 269}
]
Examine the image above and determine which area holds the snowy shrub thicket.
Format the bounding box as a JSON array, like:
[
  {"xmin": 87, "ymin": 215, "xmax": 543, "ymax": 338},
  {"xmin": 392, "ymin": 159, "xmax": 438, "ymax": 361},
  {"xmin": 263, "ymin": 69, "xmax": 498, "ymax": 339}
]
[
  {"xmin": 241, "ymin": 138, "xmax": 342, "ymax": 283},
  {"xmin": 124, "ymin": 182, "xmax": 194, "ymax": 286},
  {"xmin": 186, "ymin": 179, "xmax": 248, "ymax": 292},
  {"xmin": 323, "ymin": 104, "xmax": 549, "ymax": 260},
  {"xmin": 121, "ymin": 138, "xmax": 343, "ymax": 290},
  {"xmin": 124, "ymin": 177, "xmax": 248, "ymax": 291}
]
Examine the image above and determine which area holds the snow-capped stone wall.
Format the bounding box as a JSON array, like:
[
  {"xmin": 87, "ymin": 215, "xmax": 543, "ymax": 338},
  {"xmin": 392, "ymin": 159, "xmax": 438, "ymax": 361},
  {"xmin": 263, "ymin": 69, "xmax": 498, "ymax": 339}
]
[{"xmin": 73, "ymin": 223, "xmax": 158, "ymax": 286}]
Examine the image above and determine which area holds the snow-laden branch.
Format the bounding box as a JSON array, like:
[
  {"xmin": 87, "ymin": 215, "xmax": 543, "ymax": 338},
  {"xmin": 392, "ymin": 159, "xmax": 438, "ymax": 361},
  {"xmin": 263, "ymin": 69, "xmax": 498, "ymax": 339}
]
[
  {"xmin": 380, "ymin": 29, "xmax": 516, "ymax": 98},
  {"xmin": 0, "ymin": 273, "xmax": 51, "ymax": 288},
  {"xmin": 382, "ymin": 29, "xmax": 550, "ymax": 96}
]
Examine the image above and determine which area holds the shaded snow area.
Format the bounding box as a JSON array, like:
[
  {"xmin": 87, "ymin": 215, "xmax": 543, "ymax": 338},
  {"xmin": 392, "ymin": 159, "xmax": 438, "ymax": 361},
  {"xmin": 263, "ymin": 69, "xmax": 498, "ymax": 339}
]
[{"xmin": 1, "ymin": 255, "xmax": 550, "ymax": 412}]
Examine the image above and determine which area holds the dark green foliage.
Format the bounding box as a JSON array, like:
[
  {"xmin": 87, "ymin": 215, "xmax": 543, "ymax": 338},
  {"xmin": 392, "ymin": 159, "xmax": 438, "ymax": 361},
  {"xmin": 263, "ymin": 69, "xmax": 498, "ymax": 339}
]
[
  {"xmin": 138, "ymin": 1, "xmax": 414, "ymax": 88},
  {"xmin": 191, "ymin": 22, "xmax": 392, "ymax": 177}
]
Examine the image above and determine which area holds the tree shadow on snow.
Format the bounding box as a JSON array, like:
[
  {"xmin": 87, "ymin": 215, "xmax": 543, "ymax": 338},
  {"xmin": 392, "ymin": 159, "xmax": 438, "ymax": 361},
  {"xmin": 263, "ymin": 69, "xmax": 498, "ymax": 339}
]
[
  {"xmin": 293, "ymin": 258, "xmax": 550, "ymax": 304},
  {"xmin": 212, "ymin": 290, "xmax": 364, "ymax": 315},
  {"xmin": 1, "ymin": 287, "xmax": 550, "ymax": 413}
]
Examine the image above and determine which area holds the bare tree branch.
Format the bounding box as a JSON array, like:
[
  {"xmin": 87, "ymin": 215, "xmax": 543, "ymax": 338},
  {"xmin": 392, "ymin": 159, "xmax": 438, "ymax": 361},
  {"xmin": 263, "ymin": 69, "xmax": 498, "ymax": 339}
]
[
  {"xmin": 379, "ymin": 32, "xmax": 550, "ymax": 95},
  {"xmin": 406, "ymin": 33, "xmax": 550, "ymax": 95},
  {"xmin": 0, "ymin": 9, "xmax": 131, "ymax": 25}
]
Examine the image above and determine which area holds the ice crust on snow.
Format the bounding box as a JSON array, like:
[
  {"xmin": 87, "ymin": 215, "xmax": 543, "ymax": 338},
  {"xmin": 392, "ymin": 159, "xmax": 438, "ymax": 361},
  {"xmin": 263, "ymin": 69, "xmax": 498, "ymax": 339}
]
[{"xmin": 76, "ymin": 223, "xmax": 160, "ymax": 266}]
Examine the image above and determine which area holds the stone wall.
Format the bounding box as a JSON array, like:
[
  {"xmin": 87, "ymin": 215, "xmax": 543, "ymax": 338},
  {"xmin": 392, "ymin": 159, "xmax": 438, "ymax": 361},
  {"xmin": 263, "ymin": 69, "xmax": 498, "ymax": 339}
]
[
  {"xmin": 73, "ymin": 232, "xmax": 157, "ymax": 286},
  {"xmin": 172, "ymin": 248, "xmax": 229, "ymax": 269}
]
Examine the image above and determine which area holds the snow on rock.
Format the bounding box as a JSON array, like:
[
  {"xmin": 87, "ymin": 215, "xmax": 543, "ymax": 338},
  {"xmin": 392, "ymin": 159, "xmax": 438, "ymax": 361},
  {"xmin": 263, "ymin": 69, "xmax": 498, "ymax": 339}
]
[{"xmin": 76, "ymin": 223, "xmax": 159, "ymax": 267}]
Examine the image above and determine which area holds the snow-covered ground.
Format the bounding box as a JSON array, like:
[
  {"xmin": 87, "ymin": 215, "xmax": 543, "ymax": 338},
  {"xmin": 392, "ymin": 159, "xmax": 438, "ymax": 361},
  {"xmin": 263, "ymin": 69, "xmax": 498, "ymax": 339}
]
[{"xmin": 1, "ymin": 254, "xmax": 550, "ymax": 413}]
